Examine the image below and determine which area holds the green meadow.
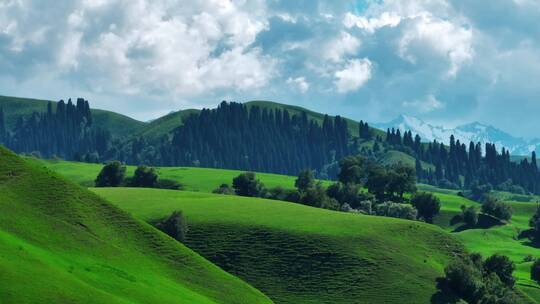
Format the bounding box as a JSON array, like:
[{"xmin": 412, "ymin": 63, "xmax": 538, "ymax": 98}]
[
  {"xmin": 0, "ymin": 147, "xmax": 270, "ymax": 304},
  {"xmin": 36, "ymin": 158, "xmax": 332, "ymax": 191},
  {"xmin": 36, "ymin": 158, "xmax": 540, "ymax": 302},
  {"xmin": 94, "ymin": 187, "xmax": 462, "ymax": 304}
]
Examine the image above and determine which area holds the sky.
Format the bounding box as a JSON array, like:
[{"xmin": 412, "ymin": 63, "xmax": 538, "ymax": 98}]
[{"xmin": 1, "ymin": 0, "xmax": 540, "ymax": 138}]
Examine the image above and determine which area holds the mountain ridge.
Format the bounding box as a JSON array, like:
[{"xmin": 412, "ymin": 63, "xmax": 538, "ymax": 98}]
[{"xmin": 374, "ymin": 114, "xmax": 540, "ymax": 156}]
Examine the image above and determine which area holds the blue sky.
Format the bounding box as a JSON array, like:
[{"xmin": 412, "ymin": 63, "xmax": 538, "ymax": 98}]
[{"xmin": 1, "ymin": 0, "xmax": 540, "ymax": 138}]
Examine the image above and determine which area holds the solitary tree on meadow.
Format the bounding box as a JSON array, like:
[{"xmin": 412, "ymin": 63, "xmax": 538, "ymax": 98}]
[
  {"xmin": 411, "ymin": 192, "xmax": 441, "ymax": 223},
  {"xmin": 95, "ymin": 161, "xmax": 126, "ymax": 187}
]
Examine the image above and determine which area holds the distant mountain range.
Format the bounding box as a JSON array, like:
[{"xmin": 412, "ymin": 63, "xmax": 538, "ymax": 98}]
[{"xmin": 374, "ymin": 115, "xmax": 540, "ymax": 156}]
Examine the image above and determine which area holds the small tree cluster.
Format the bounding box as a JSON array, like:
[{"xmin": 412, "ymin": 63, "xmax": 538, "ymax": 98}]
[
  {"xmin": 439, "ymin": 253, "xmax": 517, "ymax": 304},
  {"xmin": 373, "ymin": 202, "xmax": 417, "ymax": 220},
  {"xmin": 481, "ymin": 196, "xmax": 512, "ymax": 222},
  {"xmin": 232, "ymin": 172, "xmax": 266, "ymax": 197},
  {"xmin": 95, "ymin": 161, "xmax": 126, "ymax": 187},
  {"xmin": 95, "ymin": 163, "xmax": 181, "ymax": 190}
]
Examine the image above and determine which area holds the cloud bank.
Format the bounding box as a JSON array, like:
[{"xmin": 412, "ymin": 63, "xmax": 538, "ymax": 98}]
[{"xmin": 1, "ymin": 0, "xmax": 540, "ymax": 138}]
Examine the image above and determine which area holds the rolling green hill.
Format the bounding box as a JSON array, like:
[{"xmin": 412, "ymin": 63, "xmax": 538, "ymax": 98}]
[
  {"xmin": 0, "ymin": 147, "xmax": 271, "ymax": 304},
  {"xmin": 94, "ymin": 188, "xmax": 463, "ymax": 304},
  {"xmin": 0, "ymin": 95, "xmax": 146, "ymax": 137},
  {"xmin": 420, "ymin": 185, "xmax": 540, "ymax": 302},
  {"xmin": 135, "ymin": 109, "xmax": 200, "ymax": 141},
  {"xmin": 41, "ymin": 158, "xmax": 540, "ymax": 302},
  {"xmin": 35, "ymin": 158, "xmax": 333, "ymax": 190}
]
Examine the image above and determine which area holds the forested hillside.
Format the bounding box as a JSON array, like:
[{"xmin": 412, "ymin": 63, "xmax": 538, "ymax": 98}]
[{"xmin": 2, "ymin": 95, "xmax": 540, "ymax": 195}]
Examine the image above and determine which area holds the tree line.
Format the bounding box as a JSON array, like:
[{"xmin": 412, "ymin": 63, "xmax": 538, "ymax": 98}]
[
  {"xmin": 126, "ymin": 101, "xmax": 352, "ymax": 176},
  {"xmin": 384, "ymin": 128, "xmax": 540, "ymax": 194},
  {"xmin": 3, "ymin": 98, "xmax": 540, "ymax": 194},
  {"xmin": 0, "ymin": 99, "xmax": 109, "ymax": 160}
]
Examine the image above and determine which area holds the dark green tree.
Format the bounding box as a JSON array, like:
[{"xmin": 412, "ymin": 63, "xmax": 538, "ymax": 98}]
[
  {"xmin": 366, "ymin": 164, "xmax": 389, "ymax": 202},
  {"xmin": 95, "ymin": 161, "xmax": 126, "ymax": 187},
  {"xmin": 232, "ymin": 172, "xmax": 266, "ymax": 197},
  {"xmin": 337, "ymin": 155, "xmax": 366, "ymax": 185},
  {"xmin": 130, "ymin": 166, "xmax": 159, "ymax": 188},
  {"xmin": 154, "ymin": 210, "xmax": 188, "ymax": 242},
  {"xmin": 483, "ymin": 254, "xmax": 515, "ymax": 287},
  {"xmin": 411, "ymin": 192, "xmax": 441, "ymax": 223},
  {"xmin": 481, "ymin": 196, "xmax": 512, "ymax": 221},
  {"xmin": 386, "ymin": 163, "xmax": 417, "ymax": 200},
  {"xmin": 295, "ymin": 169, "xmax": 315, "ymax": 192}
]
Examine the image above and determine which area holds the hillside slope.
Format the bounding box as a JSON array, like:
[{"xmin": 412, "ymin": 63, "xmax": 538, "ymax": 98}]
[
  {"xmin": 36, "ymin": 158, "xmax": 332, "ymax": 190},
  {"xmin": 0, "ymin": 147, "xmax": 272, "ymax": 304},
  {"xmin": 95, "ymin": 188, "xmax": 464, "ymax": 304},
  {"xmin": 420, "ymin": 185, "xmax": 540, "ymax": 302},
  {"xmin": 0, "ymin": 95, "xmax": 146, "ymax": 137}
]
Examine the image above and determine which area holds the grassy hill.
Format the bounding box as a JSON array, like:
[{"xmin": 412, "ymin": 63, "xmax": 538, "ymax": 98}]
[
  {"xmin": 135, "ymin": 109, "xmax": 200, "ymax": 141},
  {"xmin": 418, "ymin": 185, "xmax": 540, "ymax": 302},
  {"xmin": 0, "ymin": 95, "xmax": 146, "ymax": 138},
  {"xmin": 41, "ymin": 158, "xmax": 540, "ymax": 302},
  {"xmin": 94, "ymin": 188, "xmax": 463, "ymax": 304},
  {"xmin": 35, "ymin": 158, "xmax": 333, "ymax": 190},
  {"xmin": 0, "ymin": 147, "xmax": 271, "ymax": 304}
]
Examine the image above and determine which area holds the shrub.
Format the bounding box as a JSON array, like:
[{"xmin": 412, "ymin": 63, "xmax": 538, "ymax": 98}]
[
  {"xmin": 95, "ymin": 161, "xmax": 126, "ymax": 187},
  {"xmin": 374, "ymin": 202, "xmax": 417, "ymax": 220},
  {"xmin": 267, "ymin": 186, "xmax": 299, "ymax": 202},
  {"xmin": 156, "ymin": 178, "xmax": 183, "ymax": 190},
  {"xmin": 357, "ymin": 200, "xmax": 372, "ymax": 215},
  {"xmin": 130, "ymin": 166, "xmax": 158, "ymax": 188},
  {"xmin": 154, "ymin": 211, "xmax": 188, "ymax": 243},
  {"xmin": 411, "ymin": 192, "xmax": 441, "ymax": 223},
  {"xmin": 481, "ymin": 196, "xmax": 512, "ymax": 222},
  {"xmin": 232, "ymin": 172, "xmax": 266, "ymax": 197},
  {"xmin": 326, "ymin": 182, "xmax": 367, "ymax": 208},
  {"xmin": 213, "ymin": 183, "xmax": 235, "ymax": 195},
  {"xmin": 300, "ymin": 182, "xmax": 338, "ymax": 209}
]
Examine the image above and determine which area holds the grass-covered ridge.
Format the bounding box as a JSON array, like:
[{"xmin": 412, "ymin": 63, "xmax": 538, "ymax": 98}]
[
  {"xmin": 95, "ymin": 188, "xmax": 463, "ymax": 304},
  {"xmin": 36, "ymin": 158, "xmax": 332, "ymax": 191},
  {"xmin": 0, "ymin": 147, "xmax": 271, "ymax": 304}
]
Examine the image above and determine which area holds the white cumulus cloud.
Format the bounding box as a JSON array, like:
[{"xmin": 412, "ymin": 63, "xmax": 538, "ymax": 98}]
[
  {"xmin": 286, "ymin": 77, "xmax": 310, "ymax": 93},
  {"xmin": 334, "ymin": 58, "xmax": 372, "ymax": 93}
]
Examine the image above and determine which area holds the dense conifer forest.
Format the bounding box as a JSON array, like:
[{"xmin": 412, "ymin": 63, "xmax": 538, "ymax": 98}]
[
  {"xmin": 1, "ymin": 99, "xmax": 539, "ymax": 194},
  {"xmin": 0, "ymin": 99, "xmax": 109, "ymax": 160}
]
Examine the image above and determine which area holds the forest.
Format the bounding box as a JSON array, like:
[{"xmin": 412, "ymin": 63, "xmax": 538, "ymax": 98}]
[{"xmin": 1, "ymin": 99, "xmax": 539, "ymax": 195}]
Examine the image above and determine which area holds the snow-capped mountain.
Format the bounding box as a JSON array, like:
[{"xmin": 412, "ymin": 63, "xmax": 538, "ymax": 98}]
[{"xmin": 373, "ymin": 115, "xmax": 540, "ymax": 156}]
